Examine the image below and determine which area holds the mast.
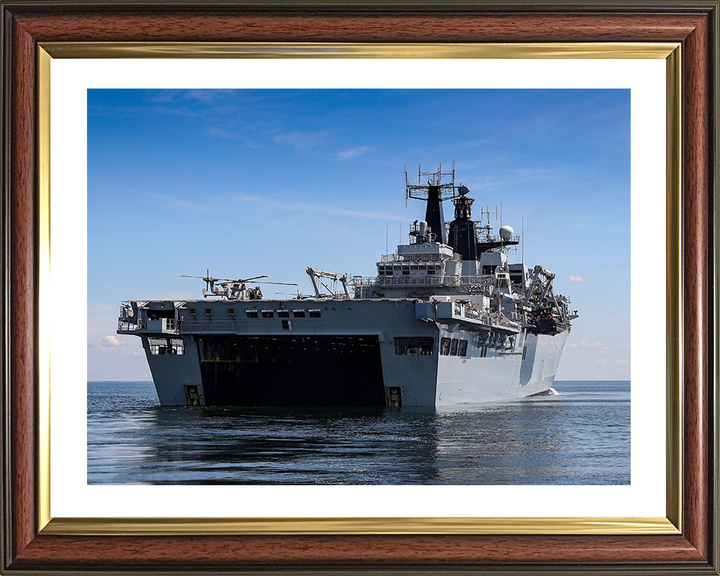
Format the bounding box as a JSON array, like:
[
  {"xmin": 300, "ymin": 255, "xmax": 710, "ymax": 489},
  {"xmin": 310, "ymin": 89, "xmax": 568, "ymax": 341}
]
[
  {"xmin": 449, "ymin": 192, "xmax": 478, "ymax": 260},
  {"xmin": 404, "ymin": 163, "xmax": 461, "ymax": 246},
  {"xmin": 424, "ymin": 183, "xmax": 446, "ymax": 244}
]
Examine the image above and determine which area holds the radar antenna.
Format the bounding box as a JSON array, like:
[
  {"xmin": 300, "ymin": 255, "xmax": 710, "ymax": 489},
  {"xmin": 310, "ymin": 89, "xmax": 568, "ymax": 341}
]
[{"xmin": 404, "ymin": 162, "xmax": 466, "ymax": 245}]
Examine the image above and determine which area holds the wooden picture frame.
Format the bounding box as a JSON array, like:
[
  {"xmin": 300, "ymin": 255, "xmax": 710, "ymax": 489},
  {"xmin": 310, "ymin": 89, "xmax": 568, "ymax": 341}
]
[{"xmin": 1, "ymin": 1, "xmax": 717, "ymax": 573}]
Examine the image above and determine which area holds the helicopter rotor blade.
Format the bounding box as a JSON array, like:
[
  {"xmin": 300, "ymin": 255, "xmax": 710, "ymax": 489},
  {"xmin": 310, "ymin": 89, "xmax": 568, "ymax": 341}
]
[
  {"xmin": 183, "ymin": 274, "xmax": 221, "ymax": 284},
  {"xmin": 236, "ymin": 275, "xmax": 267, "ymax": 283},
  {"xmin": 248, "ymin": 281, "xmax": 298, "ymax": 286}
]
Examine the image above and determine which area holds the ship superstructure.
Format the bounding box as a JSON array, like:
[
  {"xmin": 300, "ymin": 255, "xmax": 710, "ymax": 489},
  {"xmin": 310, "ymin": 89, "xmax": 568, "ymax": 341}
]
[{"xmin": 118, "ymin": 165, "xmax": 577, "ymax": 407}]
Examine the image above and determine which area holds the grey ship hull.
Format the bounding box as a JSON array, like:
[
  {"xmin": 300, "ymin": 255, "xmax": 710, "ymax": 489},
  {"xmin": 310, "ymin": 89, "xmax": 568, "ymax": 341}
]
[{"xmin": 126, "ymin": 298, "xmax": 567, "ymax": 408}]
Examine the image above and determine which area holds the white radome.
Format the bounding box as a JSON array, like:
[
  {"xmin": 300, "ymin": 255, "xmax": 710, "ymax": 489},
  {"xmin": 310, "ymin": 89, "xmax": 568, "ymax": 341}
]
[{"xmin": 499, "ymin": 225, "xmax": 514, "ymax": 240}]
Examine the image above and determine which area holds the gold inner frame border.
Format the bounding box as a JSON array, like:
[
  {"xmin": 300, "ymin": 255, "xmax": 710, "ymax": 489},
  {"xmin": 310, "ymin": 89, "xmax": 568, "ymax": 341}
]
[{"xmin": 36, "ymin": 41, "xmax": 682, "ymax": 536}]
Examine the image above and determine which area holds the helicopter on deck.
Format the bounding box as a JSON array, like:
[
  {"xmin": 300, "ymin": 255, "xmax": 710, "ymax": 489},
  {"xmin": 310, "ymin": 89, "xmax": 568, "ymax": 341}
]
[{"xmin": 182, "ymin": 271, "xmax": 297, "ymax": 301}]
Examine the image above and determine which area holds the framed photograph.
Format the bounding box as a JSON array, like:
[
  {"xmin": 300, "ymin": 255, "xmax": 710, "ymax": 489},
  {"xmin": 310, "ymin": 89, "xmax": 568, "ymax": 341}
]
[{"xmin": 1, "ymin": 1, "xmax": 717, "ymax": 573}]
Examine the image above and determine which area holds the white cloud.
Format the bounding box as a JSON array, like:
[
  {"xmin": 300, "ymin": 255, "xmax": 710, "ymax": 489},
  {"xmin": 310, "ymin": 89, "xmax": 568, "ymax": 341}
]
[
  {"xmin": 569, "ymin": 275, "xmax": 588, "ymax": 283},
  {"xmin": 100, "ymin": 335, "xmax": 127, "ymax": 350},
  {"xmin": 338, "ymin": 146, "xmax": 371, "ymax": 160}
]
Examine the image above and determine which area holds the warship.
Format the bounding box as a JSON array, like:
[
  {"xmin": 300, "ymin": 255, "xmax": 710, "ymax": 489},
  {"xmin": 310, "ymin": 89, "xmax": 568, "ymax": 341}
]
[{"xmin": 118, "ymin": 165, "xmax": 577, "ymax": 408}]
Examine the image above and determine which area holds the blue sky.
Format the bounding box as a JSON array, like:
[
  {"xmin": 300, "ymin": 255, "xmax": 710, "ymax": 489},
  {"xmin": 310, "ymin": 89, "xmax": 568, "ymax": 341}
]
[{"xmin": 88, "ymin": 88, "xmax": 630, "ymax": 381}]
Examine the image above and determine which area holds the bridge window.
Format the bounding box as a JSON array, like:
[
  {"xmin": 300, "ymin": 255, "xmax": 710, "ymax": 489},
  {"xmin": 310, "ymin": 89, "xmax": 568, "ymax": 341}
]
[
  {"xmin": 450, "ymin": 339, "xmax": 459, "ymax": 356},
  {"xmin": 293, "ymin": 310, "xmax": 306, "ymax": 318},
  {"xmin": 394, "ymin": 337, "xmax": 434, "ymax": 356},
  {"xmin": 170, "ymin": 338, "xmax": 185, "ymax": 355},
  {"xmin": 205, "ymin": 308, "xmax": 212, "ymax": 316},
  {"xmin": 458, "ymin": 339, "xmax": 468, "ymax": 356},
  {"xmin": 246, "ymin": 311, "xmax": 258, "ymax": 319},
  {"xmin": 440, "ymin": 337, "xmax": 451, "ymax": 356},
  {"xmin": 147, "ymin": 309, "xmax": 175, "ymax": 320},
  {"xmin": 228, "ymin": 307, "xmax": 236, "ymax": 316},
  {"xmin": 189, "ymin": 308, "xmax": 196, "ymax": 316},
  {"xmin": 309, "ymin": 310, "xmax": 322, "ymax": 318},
  {"xmin": 277, "ymin": 311, "xmax": 290, "ymax": 318},
  {"xmin": 261, "ymin": 310, "xmax": 274, "ymax": 318},
  {"xmin": 148, "ymin": 337, "xmax": 168, "ymax": 355}
]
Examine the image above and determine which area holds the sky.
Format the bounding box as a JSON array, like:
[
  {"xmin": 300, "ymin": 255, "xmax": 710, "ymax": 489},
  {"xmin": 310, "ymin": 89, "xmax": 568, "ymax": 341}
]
[{"xmin": 87, "ymin": 88, "xmax": 630, "ymax": 381}]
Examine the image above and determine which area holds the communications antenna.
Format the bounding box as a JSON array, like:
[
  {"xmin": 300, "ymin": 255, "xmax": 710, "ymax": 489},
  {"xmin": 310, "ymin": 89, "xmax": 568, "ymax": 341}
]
[
  {"xmin": 479, "ymin": 205, "xmax": 498, "ymax": 227},
  {"xmin": 404, "ymin": 162, "xmax": 465, "ymax": 245}
]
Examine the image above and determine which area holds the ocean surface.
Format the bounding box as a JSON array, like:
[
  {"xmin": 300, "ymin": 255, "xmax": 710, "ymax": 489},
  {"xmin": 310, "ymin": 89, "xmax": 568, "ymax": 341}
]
[{"xmin": 87, "ymin": 380, "xmax": 629, "ymax": 485}]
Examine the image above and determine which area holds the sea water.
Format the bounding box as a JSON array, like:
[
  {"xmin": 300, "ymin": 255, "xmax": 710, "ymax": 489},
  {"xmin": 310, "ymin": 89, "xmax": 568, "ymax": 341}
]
[{"xmin": 87, "ymin": 380, "xmax": 629, "ymax": 485}]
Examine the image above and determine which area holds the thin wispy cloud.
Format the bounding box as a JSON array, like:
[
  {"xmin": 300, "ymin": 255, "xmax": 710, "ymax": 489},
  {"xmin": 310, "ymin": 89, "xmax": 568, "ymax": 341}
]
[
  {"xmin": 569, "ymin": 340, "xmax": 613, "ymax": 352},
  {"xmin": 274, "ymin": 131, "xmax": 332, "ymax": 150},
  {"xmin": 463, "ymin": 167, "xmax": 571, "ymax": 193},
  {"xmin": 205, "ymin": 126, "xmax": 254, "ymax": 146},
  {"xmin": 145, "ymin": 89, "xmax": 234, "ymax": 105},
  {"xmin": 183, "ymin": 89, "xmax": 235, "ymax": 102},
  {"xmin": 569, "ymin": 275, "xmax": 588, "ymax": 282},
  {"xmin": 88, "ymin": 235, "xmax": 112, "ymax": 243},
  {"xmin": 338, "ymin": 146, "xmax": 371, "ymax": 160},
  {"xmin": 138, "ymin": 190, "xmax": 230, "ymax": 214},
  {"xmin": 515, "ymin": 168, "xmax": 560, "ymax": 177},
  {"xmin": 149, "ymin": 105, "xmax": 197, "ymax": 118},
  {"xmin": 232, "ymin": 193, "xmax": 404, "ymax": 222}
]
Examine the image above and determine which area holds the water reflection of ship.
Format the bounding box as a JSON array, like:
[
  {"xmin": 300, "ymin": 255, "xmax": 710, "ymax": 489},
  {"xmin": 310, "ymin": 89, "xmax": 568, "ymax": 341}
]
[
  {"xmin": 126, "ymin": 407, "xmax": 441, "ymax": 484},
  {"xmin": 102, "ymin": 400, "xmax": 580, "ymax": 485},
  {"xmin": 118, "ymin": 164, "xmax": 577, "ymax": 407}
]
